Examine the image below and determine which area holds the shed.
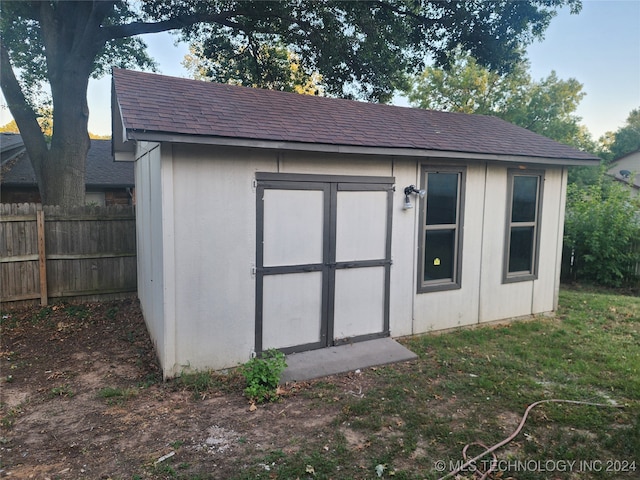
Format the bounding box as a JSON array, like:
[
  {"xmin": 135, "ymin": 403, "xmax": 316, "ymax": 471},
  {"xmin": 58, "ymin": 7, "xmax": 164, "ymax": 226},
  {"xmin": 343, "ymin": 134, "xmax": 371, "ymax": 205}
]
[{"xmin": 111, "ymin": 69, "xmax": 600, "ymax": 378}]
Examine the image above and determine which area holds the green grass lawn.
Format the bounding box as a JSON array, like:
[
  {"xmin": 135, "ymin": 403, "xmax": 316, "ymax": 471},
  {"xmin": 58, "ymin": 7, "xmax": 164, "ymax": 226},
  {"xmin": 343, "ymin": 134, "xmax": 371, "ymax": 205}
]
[{"xmin": 233, "ymin": 287, "xmax": 640, "ymax": 480}]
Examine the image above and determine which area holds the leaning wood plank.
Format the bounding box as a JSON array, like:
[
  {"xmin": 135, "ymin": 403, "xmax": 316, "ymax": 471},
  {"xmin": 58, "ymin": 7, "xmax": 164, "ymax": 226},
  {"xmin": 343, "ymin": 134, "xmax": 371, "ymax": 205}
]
[
  {"xmin": 36, "ymin": 209, "xmax": 48, "ymax": 306},
  {"xmin": 0, "ymin": 254, "xmax": 39, "ymax": 263}
]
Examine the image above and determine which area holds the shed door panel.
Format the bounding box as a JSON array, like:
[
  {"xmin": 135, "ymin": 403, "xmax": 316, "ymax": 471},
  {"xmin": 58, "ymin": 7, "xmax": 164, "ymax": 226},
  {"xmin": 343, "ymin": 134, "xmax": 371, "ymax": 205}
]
[
  {"xmin": 333, "ymin": 188, "xmax": 390, "ymax": 342},
  {"xmin": 262, "ymin": 272, "xmax": 324, "ymax": 349},
  {"xmin": 335, "ymin": 190, "xmax": 387, "ymax": 262},
  {"xmin": 258, "ymin": 184, "xmax": 328, "ymax": 353},
  {"xmin": 256, "ymin": 175, "xmax": 392, "ymax": 354},
  {"xmin": 263, "ymin": 189, "xmax": 324, "ymax": 266},
  {"xmin": 333, "ymin": 266, "xmax": 386, "ymax": 339}
]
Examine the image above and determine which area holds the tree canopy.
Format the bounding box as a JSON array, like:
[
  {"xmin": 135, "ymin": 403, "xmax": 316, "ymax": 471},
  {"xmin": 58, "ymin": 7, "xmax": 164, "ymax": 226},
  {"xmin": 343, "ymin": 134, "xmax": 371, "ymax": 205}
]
[
  {"xmin": 600, "ymin": 108, "xmax": 640, "ymax": 161},
  {"xmin": 183, "ymin": 42, "xmax": 324, "ymax": 95},
  {"xmin": 1, "ymin": 0, "xmax": 581, "ymax": 206},
  {"xmin": 405, "ymin": 49, "xmax": 594, "ymax": 151}
]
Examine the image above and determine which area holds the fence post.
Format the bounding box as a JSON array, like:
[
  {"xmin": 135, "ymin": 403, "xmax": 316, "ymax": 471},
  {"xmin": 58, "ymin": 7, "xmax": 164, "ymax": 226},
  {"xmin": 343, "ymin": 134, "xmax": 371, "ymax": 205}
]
[{"xmin": 36, "ymin": 207, "xmax": 48, "ymax": 306}]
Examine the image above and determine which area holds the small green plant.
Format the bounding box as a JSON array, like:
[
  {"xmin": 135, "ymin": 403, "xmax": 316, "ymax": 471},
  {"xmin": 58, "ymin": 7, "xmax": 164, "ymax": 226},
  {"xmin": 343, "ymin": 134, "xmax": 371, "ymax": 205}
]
[
  {"xmin": 98, "ymin": 386, "xmax": 137, "ymax": 404},
  {"xmin": 169, "ymin": 440, "xmax": 184, "ymax": 449},
  {"xmin": 240, "ymin": 349, "xmax": 287, "ymax": 403},
  {"xmin": 49, "ymin": 385, "xmax": 74, "ymax": 398},
  {"xmin": 106, "ymin": 306, "xmax": 119, "ymax": 320}
]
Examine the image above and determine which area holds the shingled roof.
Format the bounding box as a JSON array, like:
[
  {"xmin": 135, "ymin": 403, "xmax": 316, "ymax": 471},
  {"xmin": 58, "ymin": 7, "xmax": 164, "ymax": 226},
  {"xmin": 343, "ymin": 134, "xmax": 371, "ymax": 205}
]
[
  {"xmin": 112, "ymin": 68, "xmax": 599, "ymax": 165},
  {"xmin": 1, "ymin": 137, "xmax": 133, "ymax": 188}
]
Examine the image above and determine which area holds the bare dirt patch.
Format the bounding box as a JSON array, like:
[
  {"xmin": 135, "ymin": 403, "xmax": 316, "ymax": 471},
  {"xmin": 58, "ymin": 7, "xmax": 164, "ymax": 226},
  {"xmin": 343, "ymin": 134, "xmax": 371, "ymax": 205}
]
[{"xmin": 0, "ymin": 299, "xmax": 366, "ymax": 479}]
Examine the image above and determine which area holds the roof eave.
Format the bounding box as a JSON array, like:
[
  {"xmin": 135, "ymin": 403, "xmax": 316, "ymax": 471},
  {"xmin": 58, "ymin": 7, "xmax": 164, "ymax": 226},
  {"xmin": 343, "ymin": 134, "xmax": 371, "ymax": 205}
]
[
  {"xmin": 122, "ymin": 130, "xmax": 601, "ymax": 167},
  {"xmin": 111, "ymin": 81, "xmax": 135, "ymax": 162}
]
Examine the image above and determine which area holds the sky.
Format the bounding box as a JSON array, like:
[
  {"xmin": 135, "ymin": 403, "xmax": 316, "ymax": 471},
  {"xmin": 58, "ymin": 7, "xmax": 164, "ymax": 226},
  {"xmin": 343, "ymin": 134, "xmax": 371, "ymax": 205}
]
[{"xmin": 1, "ymin": 0, "xmax": 639, "ymax": 141}]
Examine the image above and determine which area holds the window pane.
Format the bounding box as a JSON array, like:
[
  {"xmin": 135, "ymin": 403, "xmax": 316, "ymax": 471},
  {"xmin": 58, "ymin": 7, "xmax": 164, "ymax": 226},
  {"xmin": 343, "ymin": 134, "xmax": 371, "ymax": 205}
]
[
  {"xmin": 511, "ymin": 176, "xmax": 538, "ymax": 222},
  {"xmin": 508, "ymin": 226, "xmax": 534, "ymax": 273},
  {"xmin": 426, "ymin": 173, "xmax": 458, "ymax": 225},
  {"xmin": 424, "ymin": 229, "xmax": 455, "ymax": 281}
]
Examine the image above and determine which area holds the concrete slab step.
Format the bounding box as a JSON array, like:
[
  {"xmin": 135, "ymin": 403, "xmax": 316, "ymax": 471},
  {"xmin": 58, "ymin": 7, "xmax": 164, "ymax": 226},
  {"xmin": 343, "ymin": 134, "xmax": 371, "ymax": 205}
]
[{"xmin": 281, "ymin": 337, "xmax": 417, "ymax": 383}]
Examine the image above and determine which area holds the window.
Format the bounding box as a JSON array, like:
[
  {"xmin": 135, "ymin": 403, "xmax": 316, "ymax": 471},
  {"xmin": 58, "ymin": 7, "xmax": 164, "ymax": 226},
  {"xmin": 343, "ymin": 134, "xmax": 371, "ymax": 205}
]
[
  {"xmin": 504, "ymin": 169, "xmax": 544, "ymax": 282},
  {"xmin": 418, "ymin": 166, "xmax": 465, "ymax": 292}
]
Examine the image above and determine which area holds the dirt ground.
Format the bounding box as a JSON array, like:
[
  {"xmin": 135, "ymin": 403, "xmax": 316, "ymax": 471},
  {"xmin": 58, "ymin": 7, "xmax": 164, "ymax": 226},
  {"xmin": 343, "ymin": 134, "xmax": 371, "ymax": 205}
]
[{"xmin": 0, "ymin": 299, "xmax": 373, "ymax": 479}]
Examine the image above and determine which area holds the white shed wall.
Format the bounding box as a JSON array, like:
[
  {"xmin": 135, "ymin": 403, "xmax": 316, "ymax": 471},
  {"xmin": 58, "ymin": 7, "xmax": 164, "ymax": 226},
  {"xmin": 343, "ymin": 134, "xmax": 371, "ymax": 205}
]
[
  {"xmin": 168, "ymin": 145, "xmax": 276, "ymax": 374},
  {"xmin": 533, "ymin": 167, "xmax": 567, "ymax": 313},
  {"xmin": 478, "ymin": 164, "xmax": 533, "ymax": 321},
  {"xmin": 478, "ymin": 164, "xmax": 565, "ymax": 322},
  {"xmin": 279, "ymin": 151, "xmax": 392, "ymax": 177},
  {"xmin": 134, "ymin": 142, "xmax": 170, "ymax": 371},
  {"xmin": 387, "ymin": 160, "xmax": 417, "ymax": 337},
  {"xmin": 412, "ymin": 162, "xmax": 486, "ymax": 332},
  {"xmin": 136, "ymin": 143, "xmax": 568, "ymax": 376}
]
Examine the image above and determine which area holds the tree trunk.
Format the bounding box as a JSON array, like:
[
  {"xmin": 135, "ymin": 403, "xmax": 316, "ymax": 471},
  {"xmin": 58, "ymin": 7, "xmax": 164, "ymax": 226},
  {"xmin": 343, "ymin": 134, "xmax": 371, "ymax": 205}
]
[
  {"xmin": 29, "ymin": 1, "xmax": 99, "ymax": 206},
  {"xmin": 1, "ymin": 1, "xmax": 239, "ymax": 206},
  {"xmin": 38, "ymin": 64, "xmax": 91, "ymax": 207}
]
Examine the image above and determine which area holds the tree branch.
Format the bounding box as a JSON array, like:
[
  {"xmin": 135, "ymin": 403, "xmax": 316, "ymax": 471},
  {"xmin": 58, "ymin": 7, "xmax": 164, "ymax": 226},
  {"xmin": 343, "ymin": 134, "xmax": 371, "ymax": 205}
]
[
  {"xmin": 79, "ymin": 1, "xmax": 120, "ymax": 57},
  {"xmin": 0, "ymin": 42, "xmax": 48, "ymax": 161},
  {"xmin": 372, "ymin": 0, "xmax": 437, "ymax": 26},
  {"xmin": 100, "ymin": 10, "xmax": 241, "ymax": 42}
]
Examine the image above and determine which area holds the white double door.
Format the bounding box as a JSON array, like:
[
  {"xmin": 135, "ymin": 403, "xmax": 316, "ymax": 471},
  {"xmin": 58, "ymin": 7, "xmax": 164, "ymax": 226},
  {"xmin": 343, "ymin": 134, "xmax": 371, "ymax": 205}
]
[{"xmin": 255, "ymin": 173, "xmax": 393, "ymax": 354}]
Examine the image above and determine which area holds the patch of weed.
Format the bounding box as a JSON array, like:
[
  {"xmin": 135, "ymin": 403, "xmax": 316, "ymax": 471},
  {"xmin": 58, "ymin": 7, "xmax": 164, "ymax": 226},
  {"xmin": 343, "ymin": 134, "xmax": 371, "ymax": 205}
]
[
  {"xmin": 138, "ymin": 371, "xmax": 162, "ymax": 388},
  {"xmin": 30, "ymin": 306, "xmax": 52, "ymax": 324},
  {"xmin": 175, "ymin": 368, "xmax": 244, "ymax": 400},
  {"xmin": 0, "ymin": 405, "xmax": 23, "ymax": 429},
  {"xmin": 98, "ymin": 386, "xmax": 138, "ymax": 404},
  {"xmin": 170, "ymin": 440, "xmax": 184, "ymax": 449},
  {"xmin": 49, "ymin": 385, "xmax": 74, "ymax": 398},
  {"xmin": 63, "ymin": 304, "xmax": 89, "ymax": 319},
  {"xmin": 238, "ymin": 448, "xmax": 343, "ymax": 480},
  {"xmin": 106, "ymin": 305, "xmax": 119, "ymax": 319},
  {"xmin": 151, "ymin": 461, "xmax": 176, "ymax": 476},
  {"xmin": 177, "ymin": 370, "xmax": 216, "ymax": 400}
]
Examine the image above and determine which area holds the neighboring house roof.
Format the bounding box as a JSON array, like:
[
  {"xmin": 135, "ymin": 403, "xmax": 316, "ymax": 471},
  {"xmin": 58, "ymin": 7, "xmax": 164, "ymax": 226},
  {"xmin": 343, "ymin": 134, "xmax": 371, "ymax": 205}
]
[
  {"xmin": 606, "ymin": 148, "xmax": 640, "ymax": 191},
  {"xmin": 1, "ymin": 137, "xmax": 133, "ymax": 188},
  {"xmin": 1, "ymin": 132, "xmax": 27, "ymax": 164},
  {"xmin": 112, "ymin": 68, "xmax": 600, "ymax": 166}
]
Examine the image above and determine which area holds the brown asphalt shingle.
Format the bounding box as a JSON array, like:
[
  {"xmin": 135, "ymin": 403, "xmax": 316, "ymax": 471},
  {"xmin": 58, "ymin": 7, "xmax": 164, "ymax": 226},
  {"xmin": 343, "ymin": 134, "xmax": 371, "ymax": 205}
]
[
  {"xmin": 112, "ymin": 68, "xmax": 599, "ymax": 162},
  {"xmin": 2, "ymin": 138, "xmax": 133, "ymax": 187}
]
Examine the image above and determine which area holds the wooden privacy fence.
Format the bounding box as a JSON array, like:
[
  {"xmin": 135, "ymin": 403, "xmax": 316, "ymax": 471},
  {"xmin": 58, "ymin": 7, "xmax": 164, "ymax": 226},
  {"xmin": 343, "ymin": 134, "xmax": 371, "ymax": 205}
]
[{"xmin": 0, "ymin": 203, "xmax": 136, "ymax": 306}]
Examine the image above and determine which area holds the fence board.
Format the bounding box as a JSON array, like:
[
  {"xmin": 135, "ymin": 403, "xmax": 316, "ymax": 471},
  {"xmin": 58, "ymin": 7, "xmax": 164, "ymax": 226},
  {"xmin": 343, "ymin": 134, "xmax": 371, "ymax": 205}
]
[
  {"xmin": 37, "ymin": 209, "xmax": 47, "ymax": 305},
  {"xmin": 1, "ymin": 203, "xmax": 137, "ymax": 306}
]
